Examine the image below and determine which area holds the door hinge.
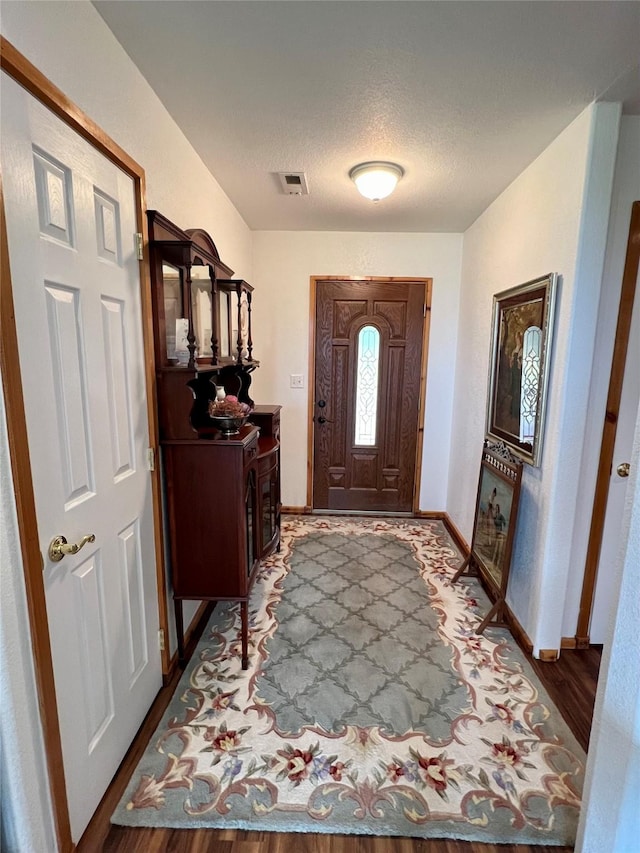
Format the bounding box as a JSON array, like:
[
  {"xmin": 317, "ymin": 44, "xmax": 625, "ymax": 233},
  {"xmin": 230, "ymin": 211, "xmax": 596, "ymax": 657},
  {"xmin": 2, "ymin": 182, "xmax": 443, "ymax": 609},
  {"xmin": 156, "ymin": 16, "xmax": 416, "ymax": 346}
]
[
  {"xmin": 134, "ymin": 232, "xmax": 144, "ymax": 261},
  {"xmin": 147, "ymin": 447, "xmax": 155, "ymax": 471},
  {"xmin": 158, "ymin": 628, "xmax": 165, "ymax": 652}
]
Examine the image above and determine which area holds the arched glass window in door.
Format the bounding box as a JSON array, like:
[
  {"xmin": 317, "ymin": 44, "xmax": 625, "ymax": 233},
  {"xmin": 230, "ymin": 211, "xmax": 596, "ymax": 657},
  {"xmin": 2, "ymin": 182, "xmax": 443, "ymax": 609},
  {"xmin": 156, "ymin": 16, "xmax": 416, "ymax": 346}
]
[
  {"xmin": 354, "ymin": 325, "xmax": 380, "ymax": 446},
  {"xmin": 520, "ymin": 325, "xmax": 541, "ymax": 443}
]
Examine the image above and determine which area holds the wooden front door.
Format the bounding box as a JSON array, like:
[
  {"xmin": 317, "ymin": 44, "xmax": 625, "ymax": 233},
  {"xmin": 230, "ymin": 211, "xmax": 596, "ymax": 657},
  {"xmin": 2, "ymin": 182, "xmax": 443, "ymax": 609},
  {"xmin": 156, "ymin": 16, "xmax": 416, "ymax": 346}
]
[{"xmin": 312, "ymin": 278, "xmax": 428, "ymax": 513}]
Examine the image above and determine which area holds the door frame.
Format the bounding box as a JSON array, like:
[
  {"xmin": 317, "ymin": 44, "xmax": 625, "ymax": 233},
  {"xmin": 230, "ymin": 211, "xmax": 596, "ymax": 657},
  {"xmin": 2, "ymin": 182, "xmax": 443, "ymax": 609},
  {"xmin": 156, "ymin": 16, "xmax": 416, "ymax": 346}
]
[
  {"xmin": 306, "ymin": 276, "xmax": 432, "ymax": 514},
  {"xmin": 576, "ymin": 201, "xmax": 640, "ymax": 646},
  {"xmin": 0, "ymin": 37, "xmax": 169, "ymax": 852}
]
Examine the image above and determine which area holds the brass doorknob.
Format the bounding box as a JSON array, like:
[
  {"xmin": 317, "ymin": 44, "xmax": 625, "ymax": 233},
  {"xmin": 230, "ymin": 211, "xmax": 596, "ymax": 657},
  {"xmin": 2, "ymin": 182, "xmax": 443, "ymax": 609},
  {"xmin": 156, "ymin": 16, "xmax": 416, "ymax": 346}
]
[
  {"xmin": 616, "ymin": 462, "xmax": 630, "ymax": 478},
  {"xmin": 48, "ymin": 533, "xmax": 96, "ymax": 562}
]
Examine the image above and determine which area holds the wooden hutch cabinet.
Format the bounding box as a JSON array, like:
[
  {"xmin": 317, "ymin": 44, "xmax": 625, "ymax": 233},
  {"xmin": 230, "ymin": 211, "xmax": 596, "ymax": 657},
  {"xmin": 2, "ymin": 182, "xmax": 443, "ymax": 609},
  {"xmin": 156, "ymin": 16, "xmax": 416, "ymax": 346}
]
[{"xmin": 147, "ymin": 211, "xmax": 281, "ymax": 669}]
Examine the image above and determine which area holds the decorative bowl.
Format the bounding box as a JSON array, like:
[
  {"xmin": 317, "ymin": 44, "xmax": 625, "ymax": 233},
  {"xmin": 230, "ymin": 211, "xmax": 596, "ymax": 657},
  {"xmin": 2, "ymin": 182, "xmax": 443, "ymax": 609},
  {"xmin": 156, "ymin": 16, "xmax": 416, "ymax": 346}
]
[{"xmin": 209, "ymin": 415, "xmax": 250, "ymax": 436}]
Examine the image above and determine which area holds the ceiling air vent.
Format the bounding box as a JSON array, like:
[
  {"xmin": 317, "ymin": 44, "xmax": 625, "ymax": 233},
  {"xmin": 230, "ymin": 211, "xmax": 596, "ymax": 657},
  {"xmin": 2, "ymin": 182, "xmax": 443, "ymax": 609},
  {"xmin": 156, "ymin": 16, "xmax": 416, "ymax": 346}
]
[{"xmin": 277, "ymin": 171, "xmax": 309, "ymax": 195}]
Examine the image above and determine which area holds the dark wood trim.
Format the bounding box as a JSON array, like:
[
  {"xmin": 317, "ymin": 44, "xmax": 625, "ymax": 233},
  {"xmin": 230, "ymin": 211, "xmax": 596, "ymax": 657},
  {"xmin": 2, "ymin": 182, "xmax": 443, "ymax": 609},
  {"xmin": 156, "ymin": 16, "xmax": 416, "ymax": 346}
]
[
  {"xmin": 77, "ymin": 601, "xmax": 214, "ymax": 853},
  {"xmin": 0, "ymin": 178, "xmax": 74, "ymax": 852},
  {"xmin": 135, "ymin": 191, "xmax": 171, "ymax": 676},
  {"xmin": 281, "ymin": 505, "xmax": 310, "ymax": 515},
  {"xmin": 538, "ymin": 649, "xmax": 560, "ymax": 662},
  {"xmin": 412, "ymin": 281, "xmax": 432, "ymax": 513},
  {"xmin": 578, "ymin": 201, "xmax": 640, "ymax": 640},
  {"xmin": 439, "ymin": 512, "xmax": 471, "ymax": 558},
  {"xmin": 306, "ymin": 277, "xmax": 317, "ymax": 509},
  {"xmin": 0, "ymin": 35, "xmax": 169, "ymax": 845},
  {"xmin": 503, "ymin": 602, "xmax": 535, "ymax": 657},
  {"xmin": 0, "ymin": 36, "xmax": 141, "ymax": 177}
]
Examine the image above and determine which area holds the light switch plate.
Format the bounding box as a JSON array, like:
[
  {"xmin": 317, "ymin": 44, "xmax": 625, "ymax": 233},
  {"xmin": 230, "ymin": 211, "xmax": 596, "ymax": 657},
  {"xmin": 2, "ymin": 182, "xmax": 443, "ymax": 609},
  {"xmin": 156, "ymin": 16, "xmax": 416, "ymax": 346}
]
[{"xmin": 290, "ymin": 374, "xmax": 304, "ymax": 389}]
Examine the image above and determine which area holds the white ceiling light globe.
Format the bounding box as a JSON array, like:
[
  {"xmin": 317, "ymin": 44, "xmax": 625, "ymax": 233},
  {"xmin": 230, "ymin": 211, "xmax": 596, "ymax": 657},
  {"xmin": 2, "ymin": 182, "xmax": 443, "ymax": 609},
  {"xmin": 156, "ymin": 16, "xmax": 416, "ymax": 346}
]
[{"xmin": 349, "ymin": 162, "xmax": 404, "ymax": 202}]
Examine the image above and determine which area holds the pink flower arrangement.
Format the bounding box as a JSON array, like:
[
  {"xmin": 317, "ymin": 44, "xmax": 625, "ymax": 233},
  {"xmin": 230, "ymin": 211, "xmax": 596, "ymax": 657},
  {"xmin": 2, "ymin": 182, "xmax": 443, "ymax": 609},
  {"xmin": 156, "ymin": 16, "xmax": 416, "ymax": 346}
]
[{"xmin": 208, "ymin": 394, "xmax": 251, "ymax": 418}]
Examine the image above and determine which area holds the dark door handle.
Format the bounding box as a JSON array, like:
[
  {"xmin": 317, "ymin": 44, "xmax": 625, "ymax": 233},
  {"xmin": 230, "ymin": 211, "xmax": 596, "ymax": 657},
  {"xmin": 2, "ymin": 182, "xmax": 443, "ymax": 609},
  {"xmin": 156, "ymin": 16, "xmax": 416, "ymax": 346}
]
[{"xmin": 317, "ymin": 415, "xmax": 327, "ymax": 424}]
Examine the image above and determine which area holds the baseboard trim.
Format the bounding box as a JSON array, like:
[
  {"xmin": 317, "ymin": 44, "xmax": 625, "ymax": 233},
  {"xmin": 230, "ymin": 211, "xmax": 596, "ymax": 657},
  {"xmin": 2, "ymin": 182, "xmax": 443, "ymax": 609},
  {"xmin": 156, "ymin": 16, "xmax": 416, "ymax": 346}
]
[
  {"xmin": 561, "ymin": 636, "xmax": 578, "ymax": 649},
  {"xmin": 502, "ymin": 603, "xmax": 535, "ymax": 656},
  {"xmin": 282, "ymin": 505, "xmax": 310, "ymax": 515},
  {"xmin": 413, "ymin": 511, "xmax": 471, "ymax": 559},
  {"xmin": 442, "ymin": 514, "xmax": 471, "ymax": 558},
  {"xmin": 538, "ymin": 649, "xmax": 560, "ymax": 662}
]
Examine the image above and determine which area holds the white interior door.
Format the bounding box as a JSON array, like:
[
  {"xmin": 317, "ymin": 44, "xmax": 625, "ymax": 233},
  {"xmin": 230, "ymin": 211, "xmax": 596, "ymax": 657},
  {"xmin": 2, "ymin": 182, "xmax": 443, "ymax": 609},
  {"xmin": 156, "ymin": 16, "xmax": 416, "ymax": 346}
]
[
  {"xmin": 1, "ymin": 73, "xmax": 161, "ymax": 842},
  {"xmin": 591, "ymin": 265, "xmax": 640, "ymax": 643}
]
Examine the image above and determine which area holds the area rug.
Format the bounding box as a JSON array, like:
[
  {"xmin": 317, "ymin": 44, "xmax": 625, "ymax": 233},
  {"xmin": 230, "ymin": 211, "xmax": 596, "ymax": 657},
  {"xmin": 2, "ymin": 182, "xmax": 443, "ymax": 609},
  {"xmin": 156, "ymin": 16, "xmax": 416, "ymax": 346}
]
[{"xmin": 112, "ymin": 517, "xmax": 585, "ymax": 845}]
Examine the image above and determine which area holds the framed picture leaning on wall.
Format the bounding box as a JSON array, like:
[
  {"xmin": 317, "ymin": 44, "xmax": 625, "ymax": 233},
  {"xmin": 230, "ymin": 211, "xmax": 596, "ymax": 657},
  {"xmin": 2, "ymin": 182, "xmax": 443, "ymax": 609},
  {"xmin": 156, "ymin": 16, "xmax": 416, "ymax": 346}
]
[
  {"xmin": 453, "ymin": 441, "xmax": 523, "ymax": 633},
  {"xmin": 486, "ymin": 273, "xmax": 557, "ymax": 466}
]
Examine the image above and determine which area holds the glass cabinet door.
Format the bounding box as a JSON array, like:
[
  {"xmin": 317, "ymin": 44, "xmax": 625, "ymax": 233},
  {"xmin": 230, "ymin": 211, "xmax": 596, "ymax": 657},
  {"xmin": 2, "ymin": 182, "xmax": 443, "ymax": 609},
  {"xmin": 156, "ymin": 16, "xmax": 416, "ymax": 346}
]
[
  {"xmin": 190, "ymin": 265, "xmax": 213, "ymax": 359},
  {"xmin": 258, "ymin": 460, "xmax": 279, "ymax": 556},
  {"xmin": 245, "ymin": 470, "xmax": 256, "ymax": 576},
  {"xmin": 261, "ymin": 475, "xmax": 272, "ymax": 553},
  {"xmin": 162, "ymin": 262, "xmax": 182, "ymax": 361}
]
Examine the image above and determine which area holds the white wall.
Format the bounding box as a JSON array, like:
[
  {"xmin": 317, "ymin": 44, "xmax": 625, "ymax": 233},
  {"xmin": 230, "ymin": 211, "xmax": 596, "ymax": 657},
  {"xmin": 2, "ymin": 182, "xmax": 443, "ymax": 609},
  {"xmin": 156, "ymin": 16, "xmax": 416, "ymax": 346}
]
[
  {"xmin": 448, "ymin": 103, "xmax": 621, "ymax": 653},
  {"xmin": 562, "ymin": 117, "xmax": 640, "ymax": 637},
  {"xmin": 252, "ymin": 231, "xmax": 463, "ymax": 509},
  {"xmin": 0, "ymin": 4, "xmax": 254, "ymax": 847},
  {"xmin": 0, "ymin": 1, "xmax": 252, "ymax": 277},
  {"xmin": 0, "ymin": 376, "xmax": 57, "ymax": 853}
]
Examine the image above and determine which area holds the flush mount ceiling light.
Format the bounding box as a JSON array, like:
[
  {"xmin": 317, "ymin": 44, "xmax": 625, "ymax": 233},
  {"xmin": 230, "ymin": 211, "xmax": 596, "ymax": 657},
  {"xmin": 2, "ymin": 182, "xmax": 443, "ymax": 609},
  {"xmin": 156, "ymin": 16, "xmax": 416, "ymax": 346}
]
[{"xmin": 349, "ymin": 161, "xmax": 404, "ymax": 202}]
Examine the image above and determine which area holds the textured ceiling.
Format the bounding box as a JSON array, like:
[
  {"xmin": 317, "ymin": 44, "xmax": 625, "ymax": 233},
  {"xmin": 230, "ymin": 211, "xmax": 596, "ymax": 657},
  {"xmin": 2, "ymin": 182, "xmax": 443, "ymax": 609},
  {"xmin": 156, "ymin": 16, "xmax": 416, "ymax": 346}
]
[{"xmin": 94, "ymin": 1, "xmax": 640, "ymax": 233}]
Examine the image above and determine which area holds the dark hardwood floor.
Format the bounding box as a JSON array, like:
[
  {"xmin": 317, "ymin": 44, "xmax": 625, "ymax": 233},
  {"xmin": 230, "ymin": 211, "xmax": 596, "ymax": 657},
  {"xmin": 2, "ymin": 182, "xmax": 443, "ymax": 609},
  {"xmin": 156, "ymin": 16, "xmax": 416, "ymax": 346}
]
[{"xmin": 78, "ymin": 615, "xmax": 601, "ymax": 853}]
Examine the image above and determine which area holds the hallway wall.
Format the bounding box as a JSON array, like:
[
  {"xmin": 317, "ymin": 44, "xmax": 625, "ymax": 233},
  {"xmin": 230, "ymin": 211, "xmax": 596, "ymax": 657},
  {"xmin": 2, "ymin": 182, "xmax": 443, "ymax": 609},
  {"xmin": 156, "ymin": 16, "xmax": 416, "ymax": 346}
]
[
  {"xmin": 0, "ymin": 1, "xmax": 252, "ymax": 276},
  {"xmin": 252, "ymin": 231, "xmax": 463, "ymax": 510},
  {"xmin": 448, "ymin": 103, "xmax": 621, "ymax": 653},
  {"xmin": 562, "ymin": 116, "xmax": 640, "ymax": 638}
]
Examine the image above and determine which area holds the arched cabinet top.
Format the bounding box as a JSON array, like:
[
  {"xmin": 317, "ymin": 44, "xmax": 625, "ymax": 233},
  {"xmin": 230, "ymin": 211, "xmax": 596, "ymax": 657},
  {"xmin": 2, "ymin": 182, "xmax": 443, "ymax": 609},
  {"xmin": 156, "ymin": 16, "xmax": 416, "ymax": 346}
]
[
  {"xmin": 147, "ymin": 210, "xmax": 234, "ymax": 277},
  {"xmin": 146, "ymin": 208, "xmax": 256, "ymax": 372},
  {"xmin": 185, "ymin": 227, "xmax": 222, "ymax": 265}
]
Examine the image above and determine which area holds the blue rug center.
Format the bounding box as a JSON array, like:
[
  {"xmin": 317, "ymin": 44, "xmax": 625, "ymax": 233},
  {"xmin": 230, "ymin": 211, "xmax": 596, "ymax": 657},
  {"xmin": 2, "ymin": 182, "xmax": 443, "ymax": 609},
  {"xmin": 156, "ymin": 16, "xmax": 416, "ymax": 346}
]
[{"xmin": 254, "ymin": 531, "xmax": 470, "ymax": 739}]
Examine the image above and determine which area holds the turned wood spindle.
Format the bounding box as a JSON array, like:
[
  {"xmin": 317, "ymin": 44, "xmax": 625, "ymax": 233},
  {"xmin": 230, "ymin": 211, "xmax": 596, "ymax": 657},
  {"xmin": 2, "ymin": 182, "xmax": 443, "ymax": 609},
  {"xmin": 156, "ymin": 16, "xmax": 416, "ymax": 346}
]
[{"xmin": 246, "ymin": 291, "xmax": 253, "ymax": 361}]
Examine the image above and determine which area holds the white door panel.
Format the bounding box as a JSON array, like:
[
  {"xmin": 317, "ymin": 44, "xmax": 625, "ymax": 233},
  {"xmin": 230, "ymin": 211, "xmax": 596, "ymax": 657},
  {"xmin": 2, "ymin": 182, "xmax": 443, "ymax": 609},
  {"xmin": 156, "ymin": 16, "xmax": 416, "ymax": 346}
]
[
  {"xmin": 591, "ymin": 264, "xmax": 640, "ymax": 642},
  {"xmin": 1, "ymin": 73, "xmax": 161, "ymax": 842}
]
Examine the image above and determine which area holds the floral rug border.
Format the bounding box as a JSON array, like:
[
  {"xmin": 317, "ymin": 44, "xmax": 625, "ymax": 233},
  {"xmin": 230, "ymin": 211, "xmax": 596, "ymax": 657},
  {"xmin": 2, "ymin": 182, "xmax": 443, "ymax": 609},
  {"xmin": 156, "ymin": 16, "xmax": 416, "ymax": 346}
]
[{"xmin": 112, "ymin": 517, "xmax": 585, "ymax": 845}]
